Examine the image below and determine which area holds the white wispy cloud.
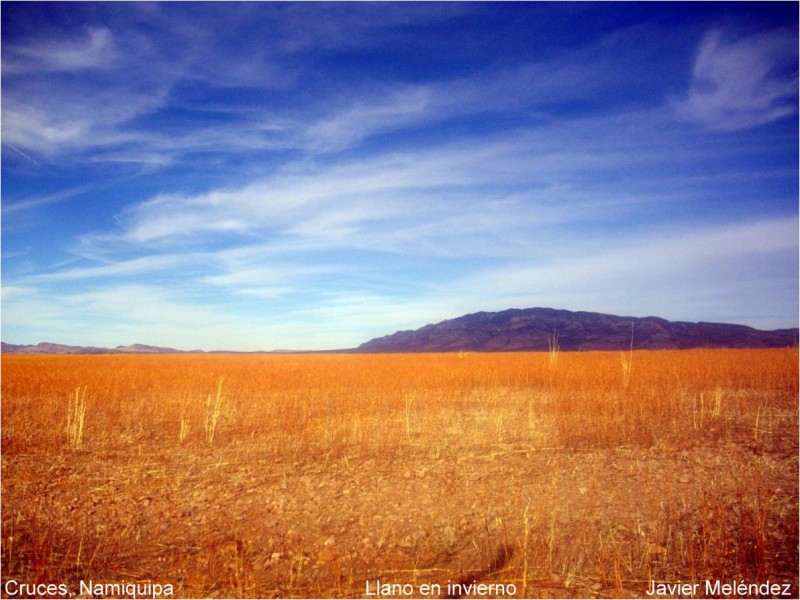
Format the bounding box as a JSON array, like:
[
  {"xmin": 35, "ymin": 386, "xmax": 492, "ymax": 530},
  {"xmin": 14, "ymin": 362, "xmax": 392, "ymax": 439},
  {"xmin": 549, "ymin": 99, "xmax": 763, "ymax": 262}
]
[
  {"xmin": 673, "ymin": 28, "xmax": 798, "ymax": 131},
  {"xmin": 24, "ymin": 254, "xmax": 189, "ymax": 283},
  {"xmin": 78, "ymin": 107, "xmax": 719, "ymax": 254},
  {"xmin": 302, "ymin": 86, "xmax": 433, "ymax": 152},
  {"xmin": 3, "ymin": 184, "xmax": 92, "ymax": 215},
  {"xmin": 3, "ymin": 26, "xmax": 118, "ymax": 73},
  {"xmin": 2, "ymin": 84, "xmax": 169, "ymax": 158},
  {"xmin": 47, "ymin": 100, "xmax": 793, "ymax": 290},
  {"xmin": 0, "ymin": 10, "xmax": 671, "ymax": 165}
]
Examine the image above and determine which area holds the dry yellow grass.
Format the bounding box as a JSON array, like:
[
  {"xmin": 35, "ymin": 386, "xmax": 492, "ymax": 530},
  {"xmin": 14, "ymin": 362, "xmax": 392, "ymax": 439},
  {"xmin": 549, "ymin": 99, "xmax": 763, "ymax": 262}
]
[{"xmin": 1, "ymin": 349, "xmax": 797, "ymax": 598}]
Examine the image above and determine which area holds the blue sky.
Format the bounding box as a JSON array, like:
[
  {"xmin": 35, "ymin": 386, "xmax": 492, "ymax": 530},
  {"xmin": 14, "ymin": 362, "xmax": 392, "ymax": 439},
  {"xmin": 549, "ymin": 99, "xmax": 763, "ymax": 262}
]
[{"xmin": 2, "ymin": 2, "xmax": 798, "ymax": 351}]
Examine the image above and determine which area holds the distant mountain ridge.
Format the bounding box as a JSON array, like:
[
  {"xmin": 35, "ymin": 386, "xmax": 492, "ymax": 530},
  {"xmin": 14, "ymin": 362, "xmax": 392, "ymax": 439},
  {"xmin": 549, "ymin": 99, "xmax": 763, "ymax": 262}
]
[
  {"xmin": 0, "ymin": 342, "xmax": 313, "ymax": 355},
  {"xmin": 357, "ymin": 307, "xmax": 798, "ymax": 352},
  {"xmin": 0, "ymin": 342, "xmax": 195, "ymax": 355}
]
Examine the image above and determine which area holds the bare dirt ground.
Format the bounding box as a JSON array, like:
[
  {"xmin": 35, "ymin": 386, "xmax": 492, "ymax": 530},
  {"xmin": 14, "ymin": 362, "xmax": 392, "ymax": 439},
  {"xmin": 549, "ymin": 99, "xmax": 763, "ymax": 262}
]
[{"xmin": 3, "ymin": 432, "xmax": 797, "ymax": 598}]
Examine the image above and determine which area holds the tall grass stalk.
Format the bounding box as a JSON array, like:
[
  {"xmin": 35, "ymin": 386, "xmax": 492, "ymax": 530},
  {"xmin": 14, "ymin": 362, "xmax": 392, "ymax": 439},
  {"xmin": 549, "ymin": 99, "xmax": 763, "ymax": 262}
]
[
  {"xmin": 621, "ymin": 322, "xmax": 634, "ymax": 388},
  {"xmin": 404, "ymin": 392, "xmax": 414, "ymax": 442},
  {"xmin": 66, "ymin": 386, "xmax": 87, "ymax": 451},
  {"xmin": 495, "ymin": 412, "xmax": 505, "ymax": 444},
  {"xmin": 712, "ymin": 386, "xmax": 722, "ymax": 417},
  {"xmin": 204, "ymin": 377, "xmax": 224, "ymax": 444},
  {"xmin": 753, "ymin": 402, "xmax": 763, "ymax": 442},
  {"xmin": 179, "ymin": 396, "xmax": 190, "ymax": 444},
  {"xmin": 521, "ymin": 504, "xmax": 530, "ymax": 597},
  {"xmin": 547, "ymin": 330, "xmax": 559, "ymax": 368}
]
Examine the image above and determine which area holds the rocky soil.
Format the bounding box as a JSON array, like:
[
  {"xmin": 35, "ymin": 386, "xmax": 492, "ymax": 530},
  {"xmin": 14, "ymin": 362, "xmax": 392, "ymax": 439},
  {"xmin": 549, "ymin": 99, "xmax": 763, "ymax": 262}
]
[{"xmin": 3, "ymin": 435, "xmax": 797, "ymax": 598}]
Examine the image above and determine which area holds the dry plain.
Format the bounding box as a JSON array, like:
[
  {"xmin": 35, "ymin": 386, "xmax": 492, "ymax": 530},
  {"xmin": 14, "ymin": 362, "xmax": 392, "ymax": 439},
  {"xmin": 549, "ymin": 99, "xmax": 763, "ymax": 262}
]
[{"xmin": 1, "ymin": 349, "xmax": 797, "ymax": 599}]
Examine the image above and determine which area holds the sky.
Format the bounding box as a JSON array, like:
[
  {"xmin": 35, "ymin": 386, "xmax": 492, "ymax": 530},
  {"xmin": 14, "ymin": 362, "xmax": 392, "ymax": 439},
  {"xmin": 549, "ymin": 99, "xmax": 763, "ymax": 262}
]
[{"xmin": 2, "ymin": 2, "xmax": 798, "ymax": 351}]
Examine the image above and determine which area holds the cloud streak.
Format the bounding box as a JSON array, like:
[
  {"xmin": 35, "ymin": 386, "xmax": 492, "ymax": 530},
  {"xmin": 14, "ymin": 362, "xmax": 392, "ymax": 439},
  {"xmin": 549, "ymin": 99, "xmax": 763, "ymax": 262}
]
[
  {"xmin": 3, "ymin": 26, "xmax": 118, "ymax": 73},
  {"xmin": 673, "ymin": 27, "xmax": 798, "ymax": 131}
]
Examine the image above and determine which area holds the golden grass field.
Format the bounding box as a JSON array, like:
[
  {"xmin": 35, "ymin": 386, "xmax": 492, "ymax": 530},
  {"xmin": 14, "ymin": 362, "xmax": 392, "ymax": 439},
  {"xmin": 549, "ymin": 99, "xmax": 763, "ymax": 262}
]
[{"xmin": 1, "ymin": 349, "xmax": 797, "ymax": 599}]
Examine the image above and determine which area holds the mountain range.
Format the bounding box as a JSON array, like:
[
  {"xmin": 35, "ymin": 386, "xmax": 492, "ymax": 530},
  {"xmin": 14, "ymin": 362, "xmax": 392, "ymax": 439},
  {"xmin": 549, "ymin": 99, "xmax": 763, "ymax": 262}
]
[
  {"xmin": 356, "ymin": 307, "xmax": 798, "ymax": 352},
  {"xmin": 2, "ymin": 308, "xmax": 797, "ymax": 354}
]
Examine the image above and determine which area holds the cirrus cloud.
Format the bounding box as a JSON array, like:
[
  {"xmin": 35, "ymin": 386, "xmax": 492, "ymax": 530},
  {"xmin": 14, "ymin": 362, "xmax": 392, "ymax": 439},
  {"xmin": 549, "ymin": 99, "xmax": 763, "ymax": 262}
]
[{"xmin": 673, "ymin": 27, "xmax": 798, "ymax": 131}]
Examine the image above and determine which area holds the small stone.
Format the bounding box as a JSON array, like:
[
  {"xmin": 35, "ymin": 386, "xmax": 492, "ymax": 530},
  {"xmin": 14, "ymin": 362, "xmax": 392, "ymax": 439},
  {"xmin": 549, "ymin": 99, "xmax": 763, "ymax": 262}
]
[{"xmin": 317, "ymin": 547, "xmax": 336, "ymax": 563}]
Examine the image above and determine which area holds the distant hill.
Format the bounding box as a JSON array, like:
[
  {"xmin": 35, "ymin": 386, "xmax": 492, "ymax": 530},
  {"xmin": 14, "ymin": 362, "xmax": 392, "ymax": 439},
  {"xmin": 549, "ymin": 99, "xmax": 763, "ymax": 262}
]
[
  {"xmin": 0, "ymin": 342, "xmax": 193, "ymax": 355},
  {"xmin": 114, "ymin": 343, "xmax": 190, "ymax": 354},
  {"xmin": 357, "ymin": 308, "xmax": 799, "ymax": 352}
]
